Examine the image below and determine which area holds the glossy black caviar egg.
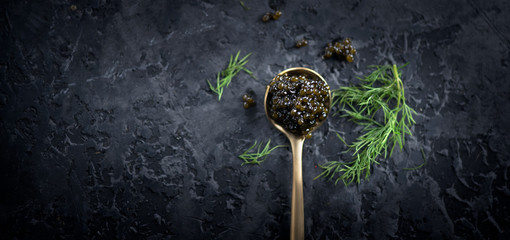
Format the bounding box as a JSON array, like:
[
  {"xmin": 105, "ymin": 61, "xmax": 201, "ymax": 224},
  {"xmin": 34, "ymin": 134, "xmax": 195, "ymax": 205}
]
[
  {"xmin": 323, "ymin": 37, "xmax": 356, "ymax": 62},
  {"xmin": 272, "ymin": 10, "xmax": 282, "ymax": 20},
  {"xmin": 242, "ymin": 94, "xmax": 256, "ymax": 109},
  {"xmin": 262, "ymin": 13, "xmax": 272, "ymax": 22},
  {"xmin": 262, "ymin": 10, "xmax": 282, "ymax": 22},
  {"xmin": 295, "ymin": 39, "xmax": 308, "ymax": 48},
  {"xmin": 266, "ymin": 72, "xmax": 330, "ymax": 137}
]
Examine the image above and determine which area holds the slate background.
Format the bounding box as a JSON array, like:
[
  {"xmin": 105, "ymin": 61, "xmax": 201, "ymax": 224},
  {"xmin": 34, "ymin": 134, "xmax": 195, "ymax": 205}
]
[{"xmin": 1, "ymin": 0, "xmax": 510, "ymax": 239}]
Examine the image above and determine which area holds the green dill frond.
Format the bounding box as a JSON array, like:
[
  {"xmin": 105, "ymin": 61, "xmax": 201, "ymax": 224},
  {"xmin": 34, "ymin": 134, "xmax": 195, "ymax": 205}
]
[
  {"xmin": 403, "ymin": 148, "xmax": 427, "ymax": 171},
  {"xmin": 238, "ymin": 139, "xmax": 287, "ymax": 165},
  {"xmin": 239, "ymin": 1, "xmax": 250, "ymax": 10},
  {"xmin": 207, "ymin": 50, "xmax": 255, "ymax": 101},
  {"xmin": 317, "ymin": 64, "xmax": 416, "ymax": 185}
]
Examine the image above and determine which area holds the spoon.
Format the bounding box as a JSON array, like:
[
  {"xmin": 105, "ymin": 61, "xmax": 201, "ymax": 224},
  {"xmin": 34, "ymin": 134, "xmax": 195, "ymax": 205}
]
[{"xmin": 264, "ymin": 67, "xmax": 331, "ymax": 240}]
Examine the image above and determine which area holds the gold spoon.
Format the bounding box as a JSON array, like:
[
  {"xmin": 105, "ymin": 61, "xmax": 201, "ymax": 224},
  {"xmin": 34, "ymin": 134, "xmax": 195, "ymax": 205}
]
[{"xmin": 264, "ymin": 67, "xmax": 331, "ymax": 240}]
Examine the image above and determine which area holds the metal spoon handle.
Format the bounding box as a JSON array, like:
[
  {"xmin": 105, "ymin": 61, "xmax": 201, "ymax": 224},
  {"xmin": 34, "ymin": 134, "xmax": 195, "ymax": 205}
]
[{"xmin": 290, "ymin": 137, "xmax": 305, "ymax": 240}]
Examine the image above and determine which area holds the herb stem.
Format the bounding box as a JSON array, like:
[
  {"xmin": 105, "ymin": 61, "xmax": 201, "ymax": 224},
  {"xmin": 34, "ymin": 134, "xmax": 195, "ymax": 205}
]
[
  {"xmin": 239, "ymin": 139, "xmax": 287, "ymax": 165},
  {"xmin": 207, "ymin": 51, "xmax": 254, "ymax": 101},
  {"xmin": 316, "ymin": 64, "xmax": 416, "ymax": 185},
  {"xmin": 240, "ymin": 1, "xmax": 250, "ymax": 10},
  {"xmin": 403, "ymin": 148, "xmax": 427, "ymax": 170}
]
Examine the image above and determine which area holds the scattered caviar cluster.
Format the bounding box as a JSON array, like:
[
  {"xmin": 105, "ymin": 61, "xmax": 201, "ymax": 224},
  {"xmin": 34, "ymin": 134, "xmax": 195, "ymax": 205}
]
[
  {"xmin": 242, "ymin": 94, "xmax": 256, "ymax": 109},
  {"xmin": 262, "ymin": 10, "xmax": 282, "ymax": 22},
  {"xmin": 295, "ymin": 39, "xmax": 308, "ymax": 48},
  {"xmin": 323, "ymin": 38, "xmax": 356, "ymax": 62},
  {"xmin": 267, "ymin": 73, "xmax": 330, "ymax": 138}
]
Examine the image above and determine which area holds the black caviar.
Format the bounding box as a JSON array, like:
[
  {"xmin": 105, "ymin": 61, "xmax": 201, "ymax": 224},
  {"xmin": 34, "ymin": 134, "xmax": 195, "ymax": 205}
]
[
  {"xmin": 242, "ymin": 94, "xmax": 256, "ymax": 109},
  {"xmin": 262, "ymin": 10, "xmax": 282, "ymax": 22},
  {"xmin": 272, "ymin": 10, "xmax": 282, "ymax": 20},
  {"xmin": 262, "ymin": 13, "xmax": 271, "ymax": 22},
  {"xmin": 267, "ymin": 72, "xmax": 330, "ymax": 138},
  {"xmin": 295, "ymin": 39, "xmax": 308, "ymax": 48},
  {"xmin": 323, "ymin": 37, "xmax": 356, "ymax": 62}
]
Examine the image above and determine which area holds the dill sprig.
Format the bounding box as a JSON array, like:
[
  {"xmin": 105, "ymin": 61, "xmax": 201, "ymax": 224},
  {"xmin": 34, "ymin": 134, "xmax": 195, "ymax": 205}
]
[
  {"xmin": 316, "ymin": 64, "xmax": 417, "ymax": 185},
  {"xmin": 403, "ymin": 148, "xmax": 427, "ymax": 171},
  {"xmin": 239, "ymin": 1, "xmax": 250, "ymax": 10},
  {"xmin": 208, "ymin": 51, "xmax": 255, "ymax": 101},
  {"xmin": 238, "ymin": 139, "xmax": 287, "ymax": 165}
]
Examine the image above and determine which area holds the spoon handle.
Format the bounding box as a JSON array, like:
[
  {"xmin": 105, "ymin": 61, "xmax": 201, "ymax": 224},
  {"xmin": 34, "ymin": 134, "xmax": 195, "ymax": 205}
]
[{"xmin": 290, "ymin": 137, "xmax": 305, "ymax": 240}]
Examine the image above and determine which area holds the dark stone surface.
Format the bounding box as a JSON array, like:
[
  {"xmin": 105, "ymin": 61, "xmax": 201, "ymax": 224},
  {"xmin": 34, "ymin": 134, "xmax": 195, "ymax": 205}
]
[{"xmin": 1, "ymin": 0, "xmax": 510, "ymax": 239}]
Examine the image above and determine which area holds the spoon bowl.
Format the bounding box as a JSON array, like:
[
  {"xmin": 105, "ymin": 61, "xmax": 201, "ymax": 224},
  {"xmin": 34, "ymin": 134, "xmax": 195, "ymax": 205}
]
[{"xmin": 264, "ymin": 67, "xmax": 331, "ymax": 240}]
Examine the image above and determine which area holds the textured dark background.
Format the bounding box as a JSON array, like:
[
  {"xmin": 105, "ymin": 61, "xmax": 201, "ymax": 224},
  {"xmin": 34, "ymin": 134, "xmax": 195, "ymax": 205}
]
[{"xmin": 1, "ymin": 0, "xmax": 510, "ymax": 239}]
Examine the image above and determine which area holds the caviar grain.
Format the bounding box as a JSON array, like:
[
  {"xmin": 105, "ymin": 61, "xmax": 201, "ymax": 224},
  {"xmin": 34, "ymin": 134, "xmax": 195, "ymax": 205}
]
[
  {"xmin": 242, "ymin": 94, "xmax": 256, "ymax": 109},
  {"xmin": 261, "ymin": 10, "xmax": 283, "ymax": 22},
  {"xmin": 323, "ymin": 37, "xmax": 356, "ymax": 62},
  {"xmin": 262, "ymin": 13, "xmax": 272, "ymax": 22},
  {"xmin": 267, "ymin": 72, "xmax": 330, "ymax": 137},
  {"xmin": 295, "ymin": 39, "xmax": 308, "ymax": 48},
  {"xmin": 272, "ymin": 10, "xmax": 282, "ymax": 20}
]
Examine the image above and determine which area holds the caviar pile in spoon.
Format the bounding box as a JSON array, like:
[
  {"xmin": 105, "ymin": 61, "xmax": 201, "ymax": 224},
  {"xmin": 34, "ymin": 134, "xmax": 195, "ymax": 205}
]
[{"xmin": 266, "ymin": 73, "xmax": 330, "ymax": 139}]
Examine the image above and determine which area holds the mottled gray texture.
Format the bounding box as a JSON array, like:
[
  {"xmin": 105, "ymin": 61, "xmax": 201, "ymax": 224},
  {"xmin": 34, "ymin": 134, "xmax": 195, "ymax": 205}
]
[{"xmin": 1, "ymin": 0, "xmax": 509, "ymax": 239}]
